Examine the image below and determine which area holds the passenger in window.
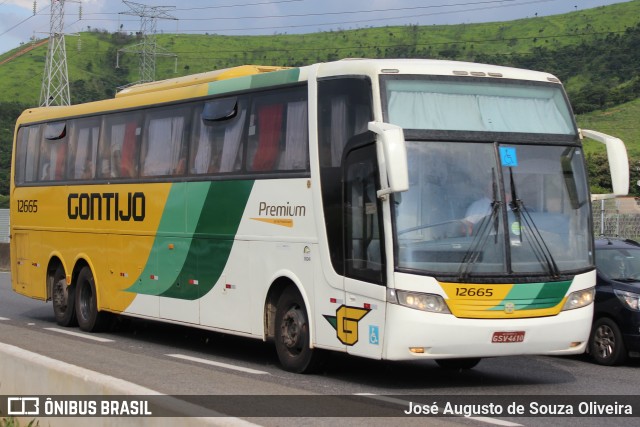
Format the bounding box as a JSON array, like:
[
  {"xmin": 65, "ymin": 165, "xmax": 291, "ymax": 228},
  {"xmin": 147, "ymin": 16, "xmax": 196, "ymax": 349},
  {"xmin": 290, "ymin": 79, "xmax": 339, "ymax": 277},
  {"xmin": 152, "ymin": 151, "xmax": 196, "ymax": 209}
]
[
  {"xmin": 174, "ymin": 154, "xmax": 187, "ymax": 175},
  {"xmin": 82, "ymin": 160, "xmax": 94, "ymax": 179},
  {"xmin": 111, "ymin": 150, "xmax": 121, "ymax": 178},
  {"xmin": 40, "ymin": 162, "xmax": 51, "ymax": 181}
]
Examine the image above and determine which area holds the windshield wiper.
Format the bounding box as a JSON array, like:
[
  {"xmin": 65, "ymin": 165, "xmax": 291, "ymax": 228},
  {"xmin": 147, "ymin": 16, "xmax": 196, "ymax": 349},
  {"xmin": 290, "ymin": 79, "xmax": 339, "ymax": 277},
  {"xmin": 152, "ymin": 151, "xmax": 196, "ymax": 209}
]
[
  {"xmin": 509, "ymin": 168, "xmax": 560, "ymax": 278},
  {"xmin": 458, "ymin": 170, "xmax": 501, "ymax": 280}
]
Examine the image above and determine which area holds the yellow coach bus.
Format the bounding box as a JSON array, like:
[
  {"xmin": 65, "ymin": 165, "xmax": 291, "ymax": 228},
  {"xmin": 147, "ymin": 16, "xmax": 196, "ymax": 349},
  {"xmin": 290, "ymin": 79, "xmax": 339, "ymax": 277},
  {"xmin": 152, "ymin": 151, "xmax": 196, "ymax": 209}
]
[{"xmin": 10, "ymin": 59, "xmax": 629, "ymax": 373}]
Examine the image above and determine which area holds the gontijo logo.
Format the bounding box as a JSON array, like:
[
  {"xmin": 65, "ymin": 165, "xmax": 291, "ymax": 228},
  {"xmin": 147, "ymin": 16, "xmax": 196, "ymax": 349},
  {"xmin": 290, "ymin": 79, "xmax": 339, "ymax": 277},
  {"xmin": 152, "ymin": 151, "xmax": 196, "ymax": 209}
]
[
  {"xmin": 250, "ymin": 201, "xmax": 306, "ymax": 228},
  {"xmin": 67, "ymin": 192, "xmax": 145, "ymax": 222},
  {"xmin": 323, "ymin": 305, "xmax": 371, "ymax": 345}
]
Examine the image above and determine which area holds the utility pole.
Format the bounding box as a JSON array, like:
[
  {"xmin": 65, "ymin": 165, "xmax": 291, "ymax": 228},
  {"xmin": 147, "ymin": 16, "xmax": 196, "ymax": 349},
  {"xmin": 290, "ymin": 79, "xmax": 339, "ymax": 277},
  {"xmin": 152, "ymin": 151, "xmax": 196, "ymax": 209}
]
[
  {"xmin": 40, "ymin": 0, "xmax": 71, "ymax": 106},
  {"xmin": 117, "ymin": 1, "xmax": 178, "ymax": 86}
]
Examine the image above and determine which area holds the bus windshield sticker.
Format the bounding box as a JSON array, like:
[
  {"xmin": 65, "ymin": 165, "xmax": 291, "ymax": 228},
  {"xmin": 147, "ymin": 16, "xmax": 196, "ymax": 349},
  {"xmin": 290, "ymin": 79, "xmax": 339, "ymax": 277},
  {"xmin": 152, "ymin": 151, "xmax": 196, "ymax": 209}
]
[{"xmin": 499, "ymin": 147, "xmax": 518, "ymax": 167}]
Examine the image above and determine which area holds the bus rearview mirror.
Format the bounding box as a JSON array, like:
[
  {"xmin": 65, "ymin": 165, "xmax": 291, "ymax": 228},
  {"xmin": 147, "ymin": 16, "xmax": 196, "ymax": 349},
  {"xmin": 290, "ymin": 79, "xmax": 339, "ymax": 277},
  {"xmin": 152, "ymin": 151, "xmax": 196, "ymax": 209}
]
[
  {"xmin": 580, "ymin": 129, "xmax": 629, "ymax": 200},
  {"xmin": 368, "ymin": 121, "xmax": 409, "ymax": 197}
]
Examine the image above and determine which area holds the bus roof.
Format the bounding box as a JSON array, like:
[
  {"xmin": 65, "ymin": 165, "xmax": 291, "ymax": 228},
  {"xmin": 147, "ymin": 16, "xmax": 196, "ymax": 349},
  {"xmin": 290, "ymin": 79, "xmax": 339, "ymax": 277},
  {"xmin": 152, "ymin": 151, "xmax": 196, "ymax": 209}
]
[
  {"xmin": 15, "ymin": 59, "xmax": 563, "ymax": 126},
  {"xmin": 115, "ymin": 65, "xmax": 289, "ymax": 98},
  {"xmin": 312, "ymin": 58, "xmax": 561, "ymax": 84}
]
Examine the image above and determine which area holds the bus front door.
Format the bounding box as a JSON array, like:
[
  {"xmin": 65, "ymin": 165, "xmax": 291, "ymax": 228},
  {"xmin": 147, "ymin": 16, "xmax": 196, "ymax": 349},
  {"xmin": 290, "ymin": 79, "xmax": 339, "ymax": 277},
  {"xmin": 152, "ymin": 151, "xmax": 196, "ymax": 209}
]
[{"xmin": 342, "ymin": 143, "xmax": 386, "ymax": 360}]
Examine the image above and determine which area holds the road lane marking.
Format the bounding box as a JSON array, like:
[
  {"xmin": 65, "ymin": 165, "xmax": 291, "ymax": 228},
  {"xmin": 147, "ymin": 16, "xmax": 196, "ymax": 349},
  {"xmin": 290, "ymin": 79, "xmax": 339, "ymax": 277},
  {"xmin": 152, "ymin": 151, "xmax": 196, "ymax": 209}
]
[
  {"xmin": 167, "ymin": 353, "xmax": 269, "ymax": 375},
  {"xmin": 355, "ymin": 393, "xmax": 524, "ymax": 427},
  {"xmin": 0, "ymin": 317, "xmax": 9, "ymax": 321},
  {"xmin": 44, "ymin": 327, "xmax": 115, "ymax": 343}
]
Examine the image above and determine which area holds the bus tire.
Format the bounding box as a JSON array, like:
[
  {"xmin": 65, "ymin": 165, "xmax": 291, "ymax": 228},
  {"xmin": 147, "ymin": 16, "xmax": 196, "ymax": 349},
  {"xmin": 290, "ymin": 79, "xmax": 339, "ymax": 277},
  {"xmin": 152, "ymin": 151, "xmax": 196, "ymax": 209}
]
[
  {"xmin": 435, "ymin": 357, "xmax": 481, "ymax": 370},
  {"xmin": 589, "ymin": 317, "xmax": 627, "ymax": 366},
  {"xmin": 51, "ymin": 265, "xmax": 77, "ymax": 327},
  {"xmin": 274, "ymin": 287, "xmax": 325, "ymax": 374},
  {"xmin": 75, "ymin": 266, "xmax": 109, "ymax": 332}
]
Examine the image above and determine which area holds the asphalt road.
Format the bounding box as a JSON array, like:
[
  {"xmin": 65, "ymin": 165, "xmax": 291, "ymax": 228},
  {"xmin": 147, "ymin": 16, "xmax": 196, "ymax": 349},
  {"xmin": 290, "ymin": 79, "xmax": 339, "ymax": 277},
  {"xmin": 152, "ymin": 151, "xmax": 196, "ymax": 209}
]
[{"xmin": 1, "ymin": 271, "xmax": 639, "ymax": 427}]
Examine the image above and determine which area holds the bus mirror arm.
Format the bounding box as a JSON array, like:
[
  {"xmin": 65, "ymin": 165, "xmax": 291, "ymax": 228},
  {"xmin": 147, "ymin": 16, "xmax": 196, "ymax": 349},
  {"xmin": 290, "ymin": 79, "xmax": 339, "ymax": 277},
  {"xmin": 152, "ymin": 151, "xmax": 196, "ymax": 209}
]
[
  {"xmin": 580, "ymin": 129, "xmax": 629, "ymax": 200},
  {"xmin": 368, "ymin": 121, "xmax": 409, "ymax": 198}
]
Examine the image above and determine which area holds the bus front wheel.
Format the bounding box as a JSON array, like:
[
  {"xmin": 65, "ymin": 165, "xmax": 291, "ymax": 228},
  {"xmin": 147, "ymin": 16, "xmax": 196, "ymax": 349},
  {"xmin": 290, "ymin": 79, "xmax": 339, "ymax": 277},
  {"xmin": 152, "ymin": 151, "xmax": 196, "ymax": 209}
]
[
  {"xmin": 51, "ymin": 265, "xmax": 77, "ymax": 327},
  {"xmin": 274, "ymin": 287, "xmax": 325, "ymax": 373},
  {"xmin": 75, "ymin": 266, "xmax": 109, "ymax": 332}
]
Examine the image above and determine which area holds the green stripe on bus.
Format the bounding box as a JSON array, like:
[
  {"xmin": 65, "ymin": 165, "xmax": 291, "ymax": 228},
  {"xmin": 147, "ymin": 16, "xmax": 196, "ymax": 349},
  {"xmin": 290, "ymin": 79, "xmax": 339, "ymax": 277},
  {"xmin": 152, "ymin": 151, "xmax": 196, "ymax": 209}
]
[
  {"xmin": 127, "ymin": 180, "xmax": 254, "ymax": 299},
  {"xmin": 207, "ymin": 68, "xmax": 301, "ymax": 95},
  {"xmin": 489, "ymin": 280, "xmax": 571, "ymax": 311}
]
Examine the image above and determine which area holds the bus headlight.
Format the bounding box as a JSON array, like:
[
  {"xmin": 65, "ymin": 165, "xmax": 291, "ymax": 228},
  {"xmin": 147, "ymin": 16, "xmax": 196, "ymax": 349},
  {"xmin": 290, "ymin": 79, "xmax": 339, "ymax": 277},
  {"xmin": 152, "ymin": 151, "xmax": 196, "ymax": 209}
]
[
  {"xmin": 388, "ymin": 289, "xmax": 451, "ymax": 314},
  {"xmin": 614, "ymin": 289, "xmax": 640, "ymax": 311},
  {"xmin": 561, "ymin": 287, "xmax": 595, "ymax": 311}
]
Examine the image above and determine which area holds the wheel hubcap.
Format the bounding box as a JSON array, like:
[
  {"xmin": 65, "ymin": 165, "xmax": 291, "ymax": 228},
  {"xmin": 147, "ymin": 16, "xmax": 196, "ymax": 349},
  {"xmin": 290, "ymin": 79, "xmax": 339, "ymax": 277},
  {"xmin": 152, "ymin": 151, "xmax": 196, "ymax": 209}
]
[
  {"xmin": 280, "ymin": 306, "xmax": 304, "ymax": 353},
  {"xmin": 52, "ymin": 279, "xmax": 68, "ymax": 311},
  {"xmin": 594, "ymin": 325, "xmax": 615, "ymax": 359}
]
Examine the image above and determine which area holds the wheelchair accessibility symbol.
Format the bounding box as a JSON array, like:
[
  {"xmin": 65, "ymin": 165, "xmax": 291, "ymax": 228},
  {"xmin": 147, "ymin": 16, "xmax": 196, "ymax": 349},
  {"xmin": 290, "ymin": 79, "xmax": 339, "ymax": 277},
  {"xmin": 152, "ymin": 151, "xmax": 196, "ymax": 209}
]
[{"xmin": 369, "ymin": 325, "xmax": 379, "ymax": 345}]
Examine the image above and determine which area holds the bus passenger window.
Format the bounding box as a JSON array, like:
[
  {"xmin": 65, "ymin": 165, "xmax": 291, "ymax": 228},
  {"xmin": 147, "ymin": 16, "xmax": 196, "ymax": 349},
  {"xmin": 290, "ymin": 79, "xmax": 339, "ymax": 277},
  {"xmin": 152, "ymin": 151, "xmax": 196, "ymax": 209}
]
[
  {"xmin": 249, "ymin": 103, "xmax": 283, "ymax": 172},
  {"xmin": 98, "ymin": 113, "xmax": 142, "ymax": 179},
  {"xmin": 277, "ymin": 100, "xmax": 308, "ymax": 171},
  {"xmin": 141, "ymin": 108, "xmax": 189, "ymax": 177},
  {"xmin": 68, "ymin": 118, "xmax": 100, "ymax": 180},
  {"xmin": 191, "ymin": 98, "xmax": 246, "ymax": 175},
  {"xmin": 15, "ymin": 125, "xmax": 42, "ymax": 184},
  {"xmin": 39, "ymin": 122, "xmax": 68, "ymax": 181}
]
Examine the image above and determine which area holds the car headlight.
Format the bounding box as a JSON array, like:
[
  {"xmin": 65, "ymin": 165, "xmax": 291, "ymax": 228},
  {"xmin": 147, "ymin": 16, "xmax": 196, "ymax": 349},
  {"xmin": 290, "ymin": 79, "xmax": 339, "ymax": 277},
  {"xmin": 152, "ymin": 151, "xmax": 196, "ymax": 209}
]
[
  {"xmin": 387, "ymin": 289, "xmax": 451, "ymax": 314},
  {"xmin": 614, "ymin": 289, "xmax": 640, "ymax": 311},
  {"xmin": 561, "ymin": 287, "xmax": 595, "ymax": 311}
]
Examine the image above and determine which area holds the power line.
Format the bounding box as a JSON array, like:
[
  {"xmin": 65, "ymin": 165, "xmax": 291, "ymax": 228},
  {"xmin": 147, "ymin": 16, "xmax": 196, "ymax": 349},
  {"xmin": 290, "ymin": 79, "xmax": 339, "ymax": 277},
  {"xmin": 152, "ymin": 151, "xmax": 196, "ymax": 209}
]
[
  {"xmin": 72, "ymin": 0, "xmax": 564, "ymax": 33},
  {"xmin": 0, "ymin": 3, "xmax": 49, "ymax": 38}
]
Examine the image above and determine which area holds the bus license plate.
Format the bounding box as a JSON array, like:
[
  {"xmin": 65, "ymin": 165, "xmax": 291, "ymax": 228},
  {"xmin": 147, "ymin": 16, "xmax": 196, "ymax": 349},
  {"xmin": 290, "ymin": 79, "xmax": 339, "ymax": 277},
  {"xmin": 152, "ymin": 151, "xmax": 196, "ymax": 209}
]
[{"xmin": 492, "ymin": 331, "xmax": 525, "ymax": 343}]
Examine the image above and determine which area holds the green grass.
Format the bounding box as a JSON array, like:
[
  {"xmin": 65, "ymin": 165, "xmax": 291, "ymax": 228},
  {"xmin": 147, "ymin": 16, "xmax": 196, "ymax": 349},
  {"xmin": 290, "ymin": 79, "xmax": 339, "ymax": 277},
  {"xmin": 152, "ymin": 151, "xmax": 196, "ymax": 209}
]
[{"xmin": 577, "ymin": 97, "xmax": 640, "ymax": 159}]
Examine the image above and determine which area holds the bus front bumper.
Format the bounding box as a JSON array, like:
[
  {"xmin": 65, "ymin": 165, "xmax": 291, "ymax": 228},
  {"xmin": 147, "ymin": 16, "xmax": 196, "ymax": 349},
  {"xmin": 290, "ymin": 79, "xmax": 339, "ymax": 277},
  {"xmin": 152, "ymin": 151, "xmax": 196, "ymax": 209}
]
[{"xmin": 382, "ymin": 303, "xmax": 592, "ymax": 360}]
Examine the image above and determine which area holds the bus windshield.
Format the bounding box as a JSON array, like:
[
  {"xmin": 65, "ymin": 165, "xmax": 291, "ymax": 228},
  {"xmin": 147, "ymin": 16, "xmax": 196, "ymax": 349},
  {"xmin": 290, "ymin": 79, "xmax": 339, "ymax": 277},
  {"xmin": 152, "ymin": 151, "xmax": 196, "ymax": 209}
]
[
  {"xmin": 393, "ymin": 141, "xmax": 592, "ymax": 279},
  {"xmin": 382, "ymin": 76, "xmax": 591, "ymax": 280}
]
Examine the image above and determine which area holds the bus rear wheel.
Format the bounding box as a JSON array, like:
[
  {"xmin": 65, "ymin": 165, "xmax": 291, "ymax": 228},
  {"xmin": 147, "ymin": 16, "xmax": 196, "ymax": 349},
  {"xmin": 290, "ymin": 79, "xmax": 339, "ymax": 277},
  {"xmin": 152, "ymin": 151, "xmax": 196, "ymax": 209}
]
[
  {"xmin": 274, "ymin": 287, "xmax": 325, "ymax": 373},
  {"xmin": 51, "ymin": 265, "xmax": 77, "ymax": 327},
  {"xmin": 75, "ymin": 266, "xmax": 109, "ymax": 332}
]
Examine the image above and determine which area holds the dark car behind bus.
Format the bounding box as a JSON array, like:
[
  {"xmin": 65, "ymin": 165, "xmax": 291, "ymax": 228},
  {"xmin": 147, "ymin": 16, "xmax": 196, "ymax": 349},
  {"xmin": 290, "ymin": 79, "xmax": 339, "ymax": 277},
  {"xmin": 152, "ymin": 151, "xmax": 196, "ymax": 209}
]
[{"xmin": 590, "ymin": 237, "xmax": 640, "ymax": 365}]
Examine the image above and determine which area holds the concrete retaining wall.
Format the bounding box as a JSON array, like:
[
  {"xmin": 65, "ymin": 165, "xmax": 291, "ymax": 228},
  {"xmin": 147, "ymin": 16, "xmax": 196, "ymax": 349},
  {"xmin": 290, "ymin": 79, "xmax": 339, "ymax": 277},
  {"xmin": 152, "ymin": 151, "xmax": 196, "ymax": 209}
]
[{"xmin": 0, "ymin": 343, "xmax": 252, "ymax": 426}]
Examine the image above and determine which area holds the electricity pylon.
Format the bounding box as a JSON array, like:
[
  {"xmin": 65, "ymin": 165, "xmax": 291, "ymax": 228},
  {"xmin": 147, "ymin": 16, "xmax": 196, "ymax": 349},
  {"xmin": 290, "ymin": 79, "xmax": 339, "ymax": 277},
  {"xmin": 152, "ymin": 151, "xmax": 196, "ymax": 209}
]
[
  {"xmin": 117, "ymin": 0, "xmax": 178, "ymax": 85},
  {"xmin": 40, "ymin": 0, "xmax": 71, "ymax": 106}
]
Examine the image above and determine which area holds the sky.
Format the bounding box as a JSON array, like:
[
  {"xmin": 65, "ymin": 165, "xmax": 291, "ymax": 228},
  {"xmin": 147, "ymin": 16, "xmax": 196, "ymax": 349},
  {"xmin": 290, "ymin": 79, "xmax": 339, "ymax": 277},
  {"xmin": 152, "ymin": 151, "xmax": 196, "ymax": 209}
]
[{"xmin": 0, "ymin": 0, "xmax": 634, "ymax": 55}]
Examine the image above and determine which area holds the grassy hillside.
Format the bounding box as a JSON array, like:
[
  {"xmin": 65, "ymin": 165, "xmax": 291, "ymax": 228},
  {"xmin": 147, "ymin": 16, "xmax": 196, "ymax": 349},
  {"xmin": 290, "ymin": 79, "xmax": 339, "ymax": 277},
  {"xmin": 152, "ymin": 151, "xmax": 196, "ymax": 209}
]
[
  {"xmin": 1, "ymin": 0, "xmax": 640, "ymax": 106},
  {"xmin": 578, "ymin": 97, "xmax": 640, "ymax": 159}
]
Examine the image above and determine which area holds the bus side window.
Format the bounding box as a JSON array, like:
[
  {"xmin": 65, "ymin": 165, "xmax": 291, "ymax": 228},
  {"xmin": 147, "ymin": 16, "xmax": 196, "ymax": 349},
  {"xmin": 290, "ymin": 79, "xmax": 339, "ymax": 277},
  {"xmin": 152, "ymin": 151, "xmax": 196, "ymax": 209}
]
[
  {"xmin": 98, "ymin": 113, "xmax": 142, "ymax": 179},
  {"xmin": 141, "ymin": 107, "xmax": 190, "ymax": 177},
  {"xmin": 191, "ymin": 97, "xmax": 246, "ymax": 175},
  {"xmin": 249, "ymin": 102, "xmax": 284, "ymax": 172},
  {"xmin": 277, "ymin": 99, "xmax": 308, "ymax": 171},
  {"xmin": 247, "ymin": 86, "xmax": 309, "ymax": 173},
  {"xmin": 68, "ymin": 118, "xmax": 100, "ymax": 180},
  {"xmin": 318, "ymin": 77, "xmax": 373, "ymax": 275},
  {"xmin": 15, "ymin": 125, "xmax": 42, "ymax": 184},
  {"xmin": 39, "ymin": 121, "xmax": 67, "ymax": 181}
]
